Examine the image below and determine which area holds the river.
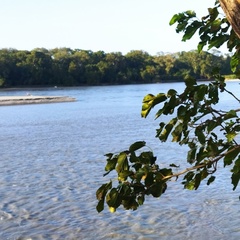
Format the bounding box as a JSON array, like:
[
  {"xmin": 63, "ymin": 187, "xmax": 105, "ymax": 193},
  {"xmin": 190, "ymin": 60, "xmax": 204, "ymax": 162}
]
[{"xmin": 0, "ymin": 81, "xmax": 239, "ymax": 239}]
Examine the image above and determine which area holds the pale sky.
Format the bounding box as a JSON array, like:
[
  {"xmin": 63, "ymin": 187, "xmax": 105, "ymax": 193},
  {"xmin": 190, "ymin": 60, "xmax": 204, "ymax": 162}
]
[{"xmin": 0, "ymin": 0, "xmax": 226, "ymax": 55}]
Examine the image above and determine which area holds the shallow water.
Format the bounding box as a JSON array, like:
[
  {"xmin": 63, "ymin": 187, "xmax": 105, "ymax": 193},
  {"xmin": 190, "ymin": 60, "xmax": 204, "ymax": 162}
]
[{"xmin": 0, "ymin": 81, "xmax": 239, "ymax": 240}]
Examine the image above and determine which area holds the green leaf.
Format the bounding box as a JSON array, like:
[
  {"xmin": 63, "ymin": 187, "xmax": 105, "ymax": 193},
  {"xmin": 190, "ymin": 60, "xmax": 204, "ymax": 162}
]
[
  {"xmin": 159, "ymin": 118, "xmax": 177, "ymax": 142},
  {"xmin": 187, "ymin": 147, "xmax": 197, "ymax": 164},
  {"xmin": 210, "ymin": 19, "xmax": 221, "ymax": 32},
  {"xmin": 139, "ymin": 151, "xmax": 154, "ymax": 164},
  {"xmin": 185, "ymin": 10, "xmax": 196, "ymax": 18},
  {"xmin": 118, "ymin": 170, "xmax": 132, "ymax": 182},
  {"xmin": 169, "ymin": 13, "xmax": 182, "ymax": 25},
  {"xmin": 183, "ymin": 171, "xmax": 195, "ymax": 181},
  {"xmin": 224, "ymin": 148, "xmax": 239, "ymax": 167},
  {"xmin": 96, "ymin": 182, "xmax": 112, "ymax": 212},
  {"xmin": 232, "ymin": 172, "xmax": 240, "ymax": 190},
  {"xmin": 194, "ymin": 173, "xmax": 202, "ymax": 190},
  {"xmin": 149, "ymin": 182, "xmax": 165, "ymax": 197},
  {"xmin": 177, "ymin": 105, "xmax": 186, "ymax": 120},
  {"xmin": 145, "ymin": 172, "xmax": 154, "ymax": 187},
  {"xmin": 137, "ymin": 194, "xmax": 145, "ymax": 205},
  {"xmin": 129, "ymin": 141, "xmax": 146, "ymax": 152},
  {"xmin": 153, "ymin": 93, "xmax": 168, "ymax": 105},
  {"xmin": 122, "ymin": 197, "xmax": 139, "ymax": 210},
  {"xmin": 182, "ymin": 21, "xmax": 201, "ymax": 42},
  {"xmin": 142, "ymin": 94, "xmax": 155, "ymax": 103},
  {"xmin": 116, "ymin": 152, "xmax": 128, "ymax": 173},
  {"xmin": 208, "ymin": 7, "xmax": 219, "ymax": 21},
  {"xmin": 96, "ymin": 182, "xmax": 112, "ymax": 201},
  {"xmin": 167, "ymin": 89, "xmax": 177, "ymax": 97},
  {"xmin": 230, "ymin": 54, "xmax": 240, "ymax": 73},
  {"xmin": 184, "ymin": 181, "xmax": 195, "ymax": 190},
  {"xmin": 96, "ymin": 200, "xmax": 104, "ymax": 213},
  {"xmin": 129, "ymin": 151, "xmax": 139, "ymax": 163},
  {"xmin": 105, "ymin": 157, "xmax": 118, "ymax": 172},
  {"xmin": 208, "ymin": 84, "xmax": 219, "ymax": 104},
  {"xmin": 185, "ymin": 77, "xmax": 196, "ymax": 87},
  {"xmin": 207, "ymin": 176, "xmax": 216, "ymax": 185},
  {"xmin": 195, "ymin": 127, "xmax": 206, "ymax": 145},
  {"xmin": 226, "ymin": 132, "xmax": 237, "ymax": 142},
  {"xmin": 224, "ymin": 110, "xmax": 237, "ymax": 120},
  {"xmin": 207, "ymin": 120, "xmax": 218, "ymax": 133},
  {"xmin": 197, "ymin": 41, "xmax": 206, "ymax": 52},
  {"xmin": 196, "ymin": 85, "xmax": 207, "ymax": 101},
  {"xmin": 171, "ymin": 122, "xmax": 183, "ymax": 142},
  {"xmin": 104, "ymin": 153, "xmax": 113, "ymax": 159},
  {"xmin": 106, "ymin": 188, "xmax": 121, "ymax": 208}
]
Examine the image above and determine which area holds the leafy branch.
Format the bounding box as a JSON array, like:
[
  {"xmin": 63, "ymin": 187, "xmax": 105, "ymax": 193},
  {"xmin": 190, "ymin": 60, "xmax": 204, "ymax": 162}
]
[
  {"xmin": 96, "ymin": 0, "xmax": 240, "ymax": 213},
  {"xmin": 96, "ymin": 77, "xmax": 240, "ymax": 212}
]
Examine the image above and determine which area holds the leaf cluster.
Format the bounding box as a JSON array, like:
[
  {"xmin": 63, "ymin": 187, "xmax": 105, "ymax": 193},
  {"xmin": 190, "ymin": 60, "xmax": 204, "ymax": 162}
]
[
  {"xmin": 169, "ymin": 2, "xmax": 240, "ymax": 72},
  {"xmin": 96, "ymin": 141, "xmax": 171, "ymax": 212},
  {"xmin": 97, "ymin": 76, "xmax": 240, "ymax": 212}
]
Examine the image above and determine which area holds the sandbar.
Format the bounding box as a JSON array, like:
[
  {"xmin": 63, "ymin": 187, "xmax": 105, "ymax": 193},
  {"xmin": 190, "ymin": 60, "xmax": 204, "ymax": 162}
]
[{"xmin": 0, "ymin": 95, "xmax": 76, "ymax": 106}]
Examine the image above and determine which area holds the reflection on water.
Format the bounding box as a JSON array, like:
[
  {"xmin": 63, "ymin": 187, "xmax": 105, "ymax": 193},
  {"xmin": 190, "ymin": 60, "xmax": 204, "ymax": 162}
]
[{"xmin": 0, "ymin": 82, "xmax": 240, "ymax": 239}]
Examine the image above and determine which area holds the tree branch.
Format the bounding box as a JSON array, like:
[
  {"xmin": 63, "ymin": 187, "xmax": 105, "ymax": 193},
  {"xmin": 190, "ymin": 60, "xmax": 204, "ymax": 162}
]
[{"xmin": 162, "ymin": 144, "xmax": 240, "ymax": 181}]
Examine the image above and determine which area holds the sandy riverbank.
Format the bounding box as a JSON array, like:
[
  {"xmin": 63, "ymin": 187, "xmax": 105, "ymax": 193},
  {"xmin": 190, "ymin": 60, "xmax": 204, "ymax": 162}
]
[{"xmin": 0, "ymin": 96, "xmax": 76, "ymax": 106}]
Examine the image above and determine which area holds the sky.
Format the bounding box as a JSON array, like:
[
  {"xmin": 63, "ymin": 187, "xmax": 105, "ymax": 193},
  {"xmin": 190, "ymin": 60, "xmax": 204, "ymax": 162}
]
[{"xmin": 0, "ymin": 0, "xmax": 226, "ymax": 55}]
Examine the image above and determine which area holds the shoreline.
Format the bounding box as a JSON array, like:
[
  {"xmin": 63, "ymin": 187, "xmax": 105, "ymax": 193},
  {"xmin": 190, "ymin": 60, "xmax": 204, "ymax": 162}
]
[
  {"xmin": 0, "ymin": 96, "xmax": 76, "ymax": 106},
  {"xmin": 0, "ymin": 79, "xmax": 239, "ymax": 91}
]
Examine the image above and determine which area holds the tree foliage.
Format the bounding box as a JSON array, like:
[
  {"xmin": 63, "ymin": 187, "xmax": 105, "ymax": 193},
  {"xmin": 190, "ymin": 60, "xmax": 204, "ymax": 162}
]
[
  {"xmin": 0, "ymin": 48, "xmax": 232, "ymax": 88},
  {"xmin": 96, "ymin": 0, "xmax": 240, "ymax": 213}
]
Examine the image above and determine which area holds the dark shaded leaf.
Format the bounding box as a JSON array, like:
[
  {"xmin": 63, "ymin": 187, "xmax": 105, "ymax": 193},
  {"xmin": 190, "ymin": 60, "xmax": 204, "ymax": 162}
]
[
  {"xmin": 232, "ymin": 172, "xmax": 240, "ymax": 190},
  {"xmin": 224, "ymin": 148, "xmax": 239, "ymax": 167},
  {"xmin": 129, "ymin": 141, "xmax": 146, "ymax": 152},
  {"xmin": 207, "ymin": 176, "xmax": 216, "ymax": 185}
]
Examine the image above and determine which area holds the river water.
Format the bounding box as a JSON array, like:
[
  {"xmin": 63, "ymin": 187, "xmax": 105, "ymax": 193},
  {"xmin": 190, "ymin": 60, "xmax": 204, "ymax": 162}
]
[{"xmin": 0, "ymin": 81, "xmax": 240, "ymax": 240}]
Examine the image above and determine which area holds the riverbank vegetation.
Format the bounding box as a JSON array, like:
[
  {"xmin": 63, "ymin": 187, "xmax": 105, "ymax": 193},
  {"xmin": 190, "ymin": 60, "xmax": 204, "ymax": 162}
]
[{"xmin": 0, "ymin": 48, "xmax": 233, "ymax": 87}]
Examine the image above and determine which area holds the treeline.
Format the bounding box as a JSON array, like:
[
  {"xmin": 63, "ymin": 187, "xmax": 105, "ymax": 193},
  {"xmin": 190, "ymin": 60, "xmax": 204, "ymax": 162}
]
[{"xmin": 0, "ymin": 48, "xmax": 232, "ymax": 87}]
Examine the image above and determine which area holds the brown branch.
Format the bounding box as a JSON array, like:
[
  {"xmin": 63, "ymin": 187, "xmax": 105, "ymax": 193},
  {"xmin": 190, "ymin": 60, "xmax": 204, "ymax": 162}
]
[
  {"xmin": 224, "ymin": 87, "xmax": 240, "ymax": 103},
  {"xmin": 162, "ymin": 144, "xmax": 240, "ymax": 181}
]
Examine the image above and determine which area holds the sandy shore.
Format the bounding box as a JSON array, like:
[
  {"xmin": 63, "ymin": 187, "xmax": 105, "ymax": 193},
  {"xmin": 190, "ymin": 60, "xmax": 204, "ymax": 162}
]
[{"xmin": 0, "ymin": 95, "xmax": 76, "ymax": 106}]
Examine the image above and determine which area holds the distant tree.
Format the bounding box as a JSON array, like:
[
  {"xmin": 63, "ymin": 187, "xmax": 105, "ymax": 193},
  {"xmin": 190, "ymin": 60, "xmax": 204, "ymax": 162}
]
[
  {"xmin": 125, "ymin": 50, "xmax": 151, "ymax": 83},
  {"xmin": 24, "ymin": 50, "xmax": 53, "ymax": 85},
  {"xmin": 51, "ymin": 48, "xmax": 75, "ymax": 86},
  {"xmin": 0, "ymin": 49, "xmax": 18, "ymax": 86}
]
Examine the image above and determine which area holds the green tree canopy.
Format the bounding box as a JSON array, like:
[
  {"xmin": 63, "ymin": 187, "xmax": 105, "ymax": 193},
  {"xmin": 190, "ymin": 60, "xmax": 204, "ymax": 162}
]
[{"xmin": 96, "ymin": 0, "xmax": 240, "ymax": 213}]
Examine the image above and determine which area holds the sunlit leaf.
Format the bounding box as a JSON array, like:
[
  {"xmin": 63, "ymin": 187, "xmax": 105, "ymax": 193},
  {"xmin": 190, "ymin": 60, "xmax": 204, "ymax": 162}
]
[
  {"xmin": 226, "ymin": 132, "xmax": 237, "ymax": 142},
  {"xmin": 142, "ymin": 94, "xmax": 155, "ymax": 103},
  {"xmin": 116, "ymin": 152, "xmax": 128, "ymax": 173},
  {"xmin": 109, "ymin": 207, "xmax": 116, "ymax": 213},
  {"xmin": 169, "ymin": 13, "xmax": 183, "ymax": 25},
  {"xmin": 105, "ymin": 157, "xmax": 117, "ymax": 172},
  {"xmin": 184, "ymin": 181, "xmax": 195, "ymax": 190}
]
